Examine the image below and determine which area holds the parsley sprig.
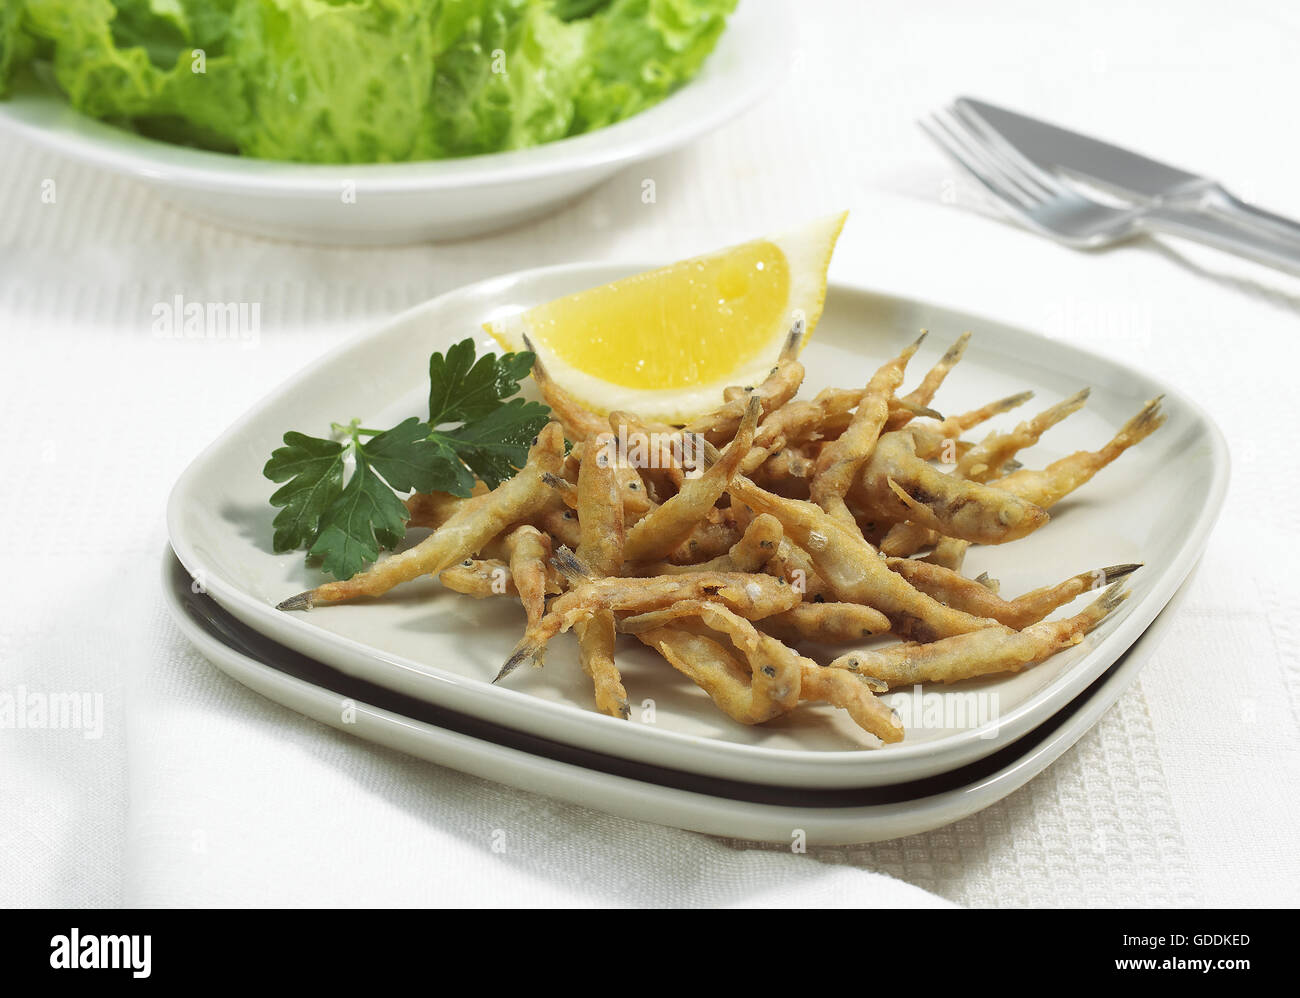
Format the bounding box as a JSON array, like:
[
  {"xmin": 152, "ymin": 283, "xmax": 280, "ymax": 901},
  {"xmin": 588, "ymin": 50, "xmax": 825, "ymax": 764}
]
[{"xmin": 264, "ymin": 339, "xmax": 551, "ymax": 580}]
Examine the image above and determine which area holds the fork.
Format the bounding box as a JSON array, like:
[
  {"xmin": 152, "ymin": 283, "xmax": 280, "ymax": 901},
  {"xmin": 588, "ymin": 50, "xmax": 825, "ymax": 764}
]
[{"xmin": 921, "ymin": 103, "xmax": 1300, "ymax": 275}]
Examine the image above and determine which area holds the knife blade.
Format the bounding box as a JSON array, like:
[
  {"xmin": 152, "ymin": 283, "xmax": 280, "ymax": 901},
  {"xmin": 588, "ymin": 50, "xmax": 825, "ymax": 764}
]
[{"xmin": 955, "ymin": 97, "xmax": 1300, "ymax": 246}]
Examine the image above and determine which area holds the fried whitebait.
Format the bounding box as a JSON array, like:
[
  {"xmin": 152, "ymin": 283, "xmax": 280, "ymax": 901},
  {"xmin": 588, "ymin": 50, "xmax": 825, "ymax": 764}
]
[
  {"xmin": 727, "ymin": 475, "xmax": 1000, "ymax": 641},
  {"xmin": 761, "ymin": 535, "xmax": 835, "ymax": 600},
  {"xmin": 994, "ymin": 397, "xmax": 1166, "ymax": 508},
  {"xmin": 623, "ymin": 396, "xmax": 760, "ymax": 563},
  {"xmin": 495, "ymin": 549, "xmax": 801, "ymax": 681},
  {"xmin": 277, "ymin": 422, "xmax": 567, "ymax": 610},
  {"xmin": 751, "ymin": 444, "xmax": 818, "ymax": 494},
  {"xmin": 957, "ymin": 388, "xmax": 1090, "ymax": 483},
  {"xmin": 573, "ymin": 435, "xmax": 630, "ymax": 719},
  {"xmin": 923, "ymin": 535, "xmax": 973, "ymax": 572},
  {"xmin": 634, "ymin": 513, "xmax": 783, "ymax": 576},
  {"xmin": 666, "ymin": 507, "xmax": 745, "ymax": 565},
  {"xmin": 797, "ymin": 665, "xmax": 904, "ymax": 743},
  {"xmin": 685, "ymin": 322, "xmax": 805, "ymax": 442},
  {"xmin": 525, "ymin": 336, "xmax": 610, "ymax": 441},
  {"xmin": 544, "ymin": 462, "xmax": 656, "ymax": 527},
  {"xmin": 533, "ymin": 497, "xmax": 583, "ymax": 550},
  {"xmin": 438, "ymin": 558, "xmax": 514, "ymax": 598},
  {"xmin": 904, "ymin": 390, "xmax": 1036, "ymax": 460},
  {"xmin": 887, "ymin": 558, "xmax": 1139, "ymax": 629},
  {"xmin": 574, "ymin": 437, "xmax": 626, "ymax": 576},
  {"xmin": 853, "ymin": 392, "xmax": 1037, "ymax": 554},
  {"xmin": 506, "ymin": 525, "xmax": 553, "ymax": 634},
  {"xmin": 884, "ymin": 330, "xmax": 971, "ymax": 431},
  {"xmin": 606, "ymin": 407, "xmax": 693, "ymax": 493},
  {"xmin": 811, "ymin": 333, "xmax": 924, "ymax": 526},
  {"xmin": 828, "ymin": 582, "xmax": 1129, "ymax": 688},
  {"xmin": 275, "ymin": 325, "xmax": 1165, "ymax": 748},
  {"xmin": 405, "ymin": 484, "xmax": 489, "ymax": 530},
  {"xmin": 879, "ymin": 389, "xmax": 1088, "ymax": 557},
  {"xmin": 759, "ymin": 602, "xmax": 892, "ymax": 645},
  {"xmin": 620, "ymin": 600, "xmax": 803, "ymax": 723},
  {"xmin": 859, "ymin": 431, "xmax": 1050, "ymax": 545},
  {"xmin": 905, "ymin": 398, "xmax": 1164, "ymax": 571},
  {"xmin": 624, "ymin": 601, "xmax": 902, "ymax": 742},
  {"xmin": 739, "ymin": 383, "xmax": 873, "ymax": 473}
]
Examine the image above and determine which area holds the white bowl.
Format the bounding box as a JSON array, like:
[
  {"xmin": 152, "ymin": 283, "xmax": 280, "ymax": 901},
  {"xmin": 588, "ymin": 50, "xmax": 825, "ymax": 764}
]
[{"xmin": 0, "ymin": 1, "xmax": 787, "ymax": 244}]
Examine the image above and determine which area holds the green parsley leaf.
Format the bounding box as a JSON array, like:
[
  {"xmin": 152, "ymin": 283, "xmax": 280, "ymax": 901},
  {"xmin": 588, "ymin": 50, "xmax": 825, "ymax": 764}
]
[
  {"xmin": 264, "ymin": 432, "xmax": 347, "ymax": 553},
  {"xmin": 436, "ymin": 398, "xmax": 553, "ymax": 489},
  {"xmin": 420, "ymin": 436, "xmax": 479, "ymax": 498},
  {"xmin": 307, "ymin": 450, "xmax": 410, "ymax": 581},
  {"xmin": 363, "ymin": 416, "xmax": 454, "ymax": 493},
  {"xmin": 428, "ymin": 338, "xmax": 537, "ymax": 424},
  {"xmin": 264, "ymin": 340, "xmax": 551, "ymax": 580}
]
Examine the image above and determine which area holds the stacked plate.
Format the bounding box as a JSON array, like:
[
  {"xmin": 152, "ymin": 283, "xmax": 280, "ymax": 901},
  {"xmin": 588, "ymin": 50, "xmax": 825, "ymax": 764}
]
[{"xmin": 165, "ymin": 266, "xmax": 1227, "ymax": 844}]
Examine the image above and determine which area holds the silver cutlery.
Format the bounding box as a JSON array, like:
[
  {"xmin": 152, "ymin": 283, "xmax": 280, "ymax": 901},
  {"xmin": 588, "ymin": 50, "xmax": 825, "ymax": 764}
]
[
  {"xmin": 956, "ymin": 97, "xmax": 1300, "ymax": 247},
  {"xmin": 921, "ymin": 100, "xmax": 1300, "ymax": 274}
]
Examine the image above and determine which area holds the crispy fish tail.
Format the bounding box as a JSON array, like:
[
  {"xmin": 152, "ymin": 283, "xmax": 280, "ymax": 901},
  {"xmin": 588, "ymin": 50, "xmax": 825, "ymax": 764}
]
[
  {"xmin": 894, "ymin": 399, "xmax": 943, "ymax": 421},
  {"xmin": 1113, "ymin": 395, "xmax": 1165, "ymax": 450},
  {"xmin": 779, "ymin": 318, "xmax": 805, "ymax": 361},
  {"xmin": 494, "ymin": 637, "xmax": 543, "ymax": 683},
  {"xmin": 276, "ymin": 591, "xmax": 314, "ymax": 612},
  {"xmin": 1098, "ymin": 563, "xmax": 1141, "ymax": 583},
  {"xmin": 549, "ymin": 544, "xmax": 594, "ymax": 587},
  {"xmin": 541, "ymin": 471, "xmax": 574, "ymax": 494}
]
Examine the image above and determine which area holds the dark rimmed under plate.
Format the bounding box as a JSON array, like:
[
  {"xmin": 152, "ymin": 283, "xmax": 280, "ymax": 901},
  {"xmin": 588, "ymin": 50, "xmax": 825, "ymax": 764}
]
[{"xmin": 164, "ymin": 551, "xmax": 1195, "ymax": 844}]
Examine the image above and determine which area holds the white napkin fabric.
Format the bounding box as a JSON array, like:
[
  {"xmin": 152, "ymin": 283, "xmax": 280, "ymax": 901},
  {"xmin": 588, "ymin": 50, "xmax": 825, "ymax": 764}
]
[{"xmin": 2, "ymin": 0, "xmax": 1299, "ymax": 907}]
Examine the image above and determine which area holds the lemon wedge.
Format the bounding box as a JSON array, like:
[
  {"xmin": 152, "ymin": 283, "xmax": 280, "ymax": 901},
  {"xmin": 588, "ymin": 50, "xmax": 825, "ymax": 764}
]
[{"xmin": 485, "ymin": 212, "xmax": 846, "ymax": 423}]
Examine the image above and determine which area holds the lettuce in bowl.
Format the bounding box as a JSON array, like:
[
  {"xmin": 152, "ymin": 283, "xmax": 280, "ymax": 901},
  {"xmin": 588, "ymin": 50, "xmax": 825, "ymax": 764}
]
[{"xmin": 0, "ymin": 0, "xmax": 737, "ymax": 163}]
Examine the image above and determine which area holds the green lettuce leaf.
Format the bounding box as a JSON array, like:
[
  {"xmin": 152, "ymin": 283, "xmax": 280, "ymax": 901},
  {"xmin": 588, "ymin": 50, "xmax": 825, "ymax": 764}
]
[
  {"xmin": 2, "ymin": 0, "xmax": 737, "ymax": 163},
  {"xmin": 575, "ymin": 0, "xmax": 737, "ymax": 132}
]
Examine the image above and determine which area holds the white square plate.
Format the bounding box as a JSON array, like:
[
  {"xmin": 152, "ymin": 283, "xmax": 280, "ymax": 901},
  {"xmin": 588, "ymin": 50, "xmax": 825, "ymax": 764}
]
[{"xmin": 166, "ymin": 263, "xmax": 1228, "ymax": 788}]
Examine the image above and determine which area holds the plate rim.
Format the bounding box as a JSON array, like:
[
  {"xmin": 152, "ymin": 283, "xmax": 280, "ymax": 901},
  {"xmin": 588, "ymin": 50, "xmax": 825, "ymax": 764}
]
[
  {"xmin": 162, "ymin": 548, "xmax": 1198, "ymax": 845},
  {"xmin": 0, "ymin": 1, "xmax": 787, "ymax": 195},
  {"xmin": 165, "ymin": 261, "xmax": 1231, "ymax": 787}
]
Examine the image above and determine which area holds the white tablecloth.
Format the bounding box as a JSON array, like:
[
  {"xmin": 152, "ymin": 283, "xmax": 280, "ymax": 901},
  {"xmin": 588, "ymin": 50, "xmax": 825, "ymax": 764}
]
[{"xmin": 2, "ymin": 0, "xmax": 1298, "ymax": 908}]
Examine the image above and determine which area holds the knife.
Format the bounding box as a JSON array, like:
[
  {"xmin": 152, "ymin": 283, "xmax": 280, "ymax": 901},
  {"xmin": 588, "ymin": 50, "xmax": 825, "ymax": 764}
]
[{"xmin": 955, "ymin": 97, "xmax": 1300, "ymax": 248}]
